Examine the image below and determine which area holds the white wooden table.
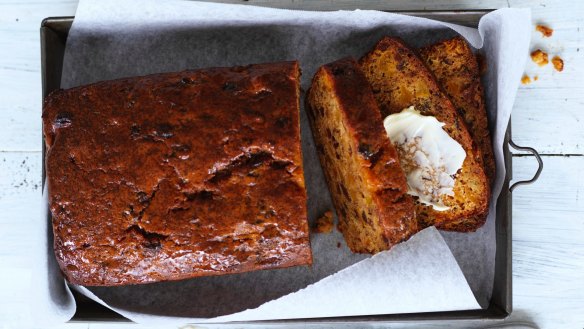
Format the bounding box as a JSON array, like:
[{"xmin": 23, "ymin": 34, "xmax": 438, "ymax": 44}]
[{"xmin": 1, "ymin": 1, "xmax": 582, "ymax": 328}]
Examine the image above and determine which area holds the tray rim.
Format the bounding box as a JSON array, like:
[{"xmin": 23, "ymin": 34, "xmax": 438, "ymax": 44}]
[{"xmin": 40, "ymin": 10, "xmax": 512, "ymax": 323}]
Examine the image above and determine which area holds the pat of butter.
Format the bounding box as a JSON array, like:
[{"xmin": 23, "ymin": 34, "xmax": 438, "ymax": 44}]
[{"xmin": 383, "ymin": 106, "xmax": 466, "ymax": 211}]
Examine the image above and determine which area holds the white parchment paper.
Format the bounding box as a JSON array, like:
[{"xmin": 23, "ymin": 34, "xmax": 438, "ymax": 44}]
[{"xmin": 36, "ymin": 0, "xmax": 531, "ymax": 324}]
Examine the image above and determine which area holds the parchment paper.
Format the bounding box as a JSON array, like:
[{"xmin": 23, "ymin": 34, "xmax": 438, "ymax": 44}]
[{"xmin": 35, "ymin": 0, "xmax": 531, "ymax": 324}]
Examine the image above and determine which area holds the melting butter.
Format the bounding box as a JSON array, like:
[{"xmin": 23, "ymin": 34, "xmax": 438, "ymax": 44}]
[{"xmin": 383, "ymin": 106, "xmax": 466, "ymax": 211}]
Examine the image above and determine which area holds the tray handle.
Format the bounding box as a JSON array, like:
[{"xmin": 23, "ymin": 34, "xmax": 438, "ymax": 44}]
[{"xmin": 509, "ymin": 140, "xmax": 543, "ymax": 192}]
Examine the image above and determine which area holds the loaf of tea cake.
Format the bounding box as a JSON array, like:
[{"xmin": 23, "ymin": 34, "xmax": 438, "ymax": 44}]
[{"xmin": 43, "ymin": 61, "xmax": 311, "ymax": 286}]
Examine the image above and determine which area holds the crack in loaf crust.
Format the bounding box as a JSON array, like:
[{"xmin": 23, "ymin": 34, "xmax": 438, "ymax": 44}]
[
  {"xmin": 306, "ymin": 57, "xmax": 417, "ymax": 253},
  {"xmin": 42, "ymin": 61, "xmax": 311, "ymax": 286},
  {"xmin": 360, "ymin": 37, "xmax": 490, "ymax": 232}
]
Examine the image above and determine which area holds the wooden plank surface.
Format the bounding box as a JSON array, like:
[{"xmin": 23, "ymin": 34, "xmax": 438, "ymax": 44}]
[
  {"xmin": 0, "ymin": 153, "xmax": 41, "ymax": 326},
  {"xmin": 0, "ymin": 0, "xmax": 77, "ymax": 152},
  {"xmin": 510, "ymin": 0, "xmax": 584, "ymax": 155},
  {"xmin": 0, "ymin": 0, "xmax": 582, "ymax": 328},
  {"xmin": 512, "ymin": 156, "xmax": 584, "ymax": 329}
]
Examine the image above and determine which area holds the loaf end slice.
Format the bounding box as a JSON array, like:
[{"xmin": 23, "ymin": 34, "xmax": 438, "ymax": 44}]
[
  {"xmin": 419, "ymin": 36, "xmax": 496, "ymax": 185},
  {"xmin": 360, "ymin": 37, "xmax": 490, "ymax": 232},
  {"xmin": 306, "ymin": 57, "xmax": 417, "ymax": 253}
]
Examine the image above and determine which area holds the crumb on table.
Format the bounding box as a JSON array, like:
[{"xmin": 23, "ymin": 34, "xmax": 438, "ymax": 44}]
[
  {"xmin": 313, "ymin": 210, "xmax": 334, "ymax": 233},
  {"xmin": 534, "ymin": 76, "xmax": 539, "ymax": 81},
  {"xmin": 552, "ymin": 56, "xmax": 564, "ymax": 72},
  {"xmin": 521, "ymin": 75, "xmax": 532, "ymax": 85},
  {"xmin": 531, "ymin": 49, "xmax": 549, "ymax": 66},
  {"xmin": 536, "ymin": 24, "xmax": 554, "ymax": 37}
]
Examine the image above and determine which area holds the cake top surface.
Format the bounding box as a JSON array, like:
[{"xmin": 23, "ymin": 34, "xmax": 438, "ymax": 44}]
[{"xmin": 43, "ymin": 61, "xmax": 310, "ymax": 286}]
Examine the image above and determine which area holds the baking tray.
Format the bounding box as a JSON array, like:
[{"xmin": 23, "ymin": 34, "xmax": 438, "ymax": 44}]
[{"xmin": 40, "ymin": 10, "xmax": 543, "ymax": 324}]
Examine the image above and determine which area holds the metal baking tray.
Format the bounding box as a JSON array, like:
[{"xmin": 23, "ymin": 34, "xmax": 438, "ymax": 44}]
[{"xmin": 40, "ymin": 10, "xmax": 543, "ymax": 324}]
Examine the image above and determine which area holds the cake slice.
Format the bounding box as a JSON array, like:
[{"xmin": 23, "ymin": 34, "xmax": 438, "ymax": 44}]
[
  {"xmin": 419, "ymin": 36, "xmax": 496, "ymax": 185},
  {"xmin": 306, "ymin": 57, "xmax": 417, "ymax": 253},
  {"xmin": 43, "ymin": 61, "xmax": 311, "ymax": 286},
  {"xmin": 360, "ymin": 37, "xmax": 490, "ymax": 232}
]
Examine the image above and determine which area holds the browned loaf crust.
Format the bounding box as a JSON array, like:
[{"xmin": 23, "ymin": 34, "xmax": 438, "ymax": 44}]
[
  {"xmin": 360, "ymin": 37, "xmax": 490, "ymax": 232},
  {"xmin": 419, "ymin": 36, "xmax": 496, "ymax": 186},
  {"xmin": 306, "ymin": 57, "xmax": 417, "ymax": 253},
  {"xmin": 42, "ymin": 61, "xmax": 311, "ymax": 286}
]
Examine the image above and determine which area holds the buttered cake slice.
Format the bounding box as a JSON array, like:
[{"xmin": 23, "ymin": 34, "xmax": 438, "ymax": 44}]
[{"xmin": 360, "ymin": 37, "xmax": 490, "ymax": 232}]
